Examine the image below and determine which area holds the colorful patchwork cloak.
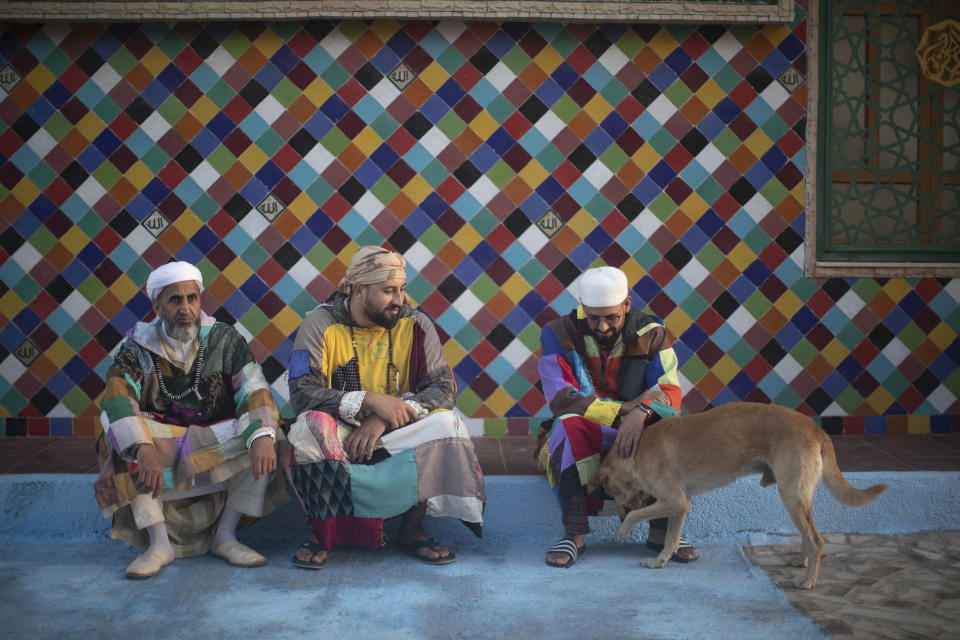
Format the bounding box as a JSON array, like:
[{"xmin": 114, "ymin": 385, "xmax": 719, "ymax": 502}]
[{"xmin": 286, "ymin": 292, "xmax": 485, "ymax": 549}]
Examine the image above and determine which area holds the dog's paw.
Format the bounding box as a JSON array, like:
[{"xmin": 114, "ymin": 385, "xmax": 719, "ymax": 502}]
[
  {"xmin": 793, "ymin": 577, "xmax": 816, "ymax": 590},
  {"xmin": 642, "ymin": 557, "xmax": 667, "ymax": 569},
  {"xmin": 789, "ymin": 556, "xmax": 808, "ymax": 568},
  {"xmin": 616, "ymin": 524, "xmax": 633, "ymax": 540}
]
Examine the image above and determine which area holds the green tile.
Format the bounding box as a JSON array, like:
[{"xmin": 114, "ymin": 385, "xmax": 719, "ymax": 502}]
[
  {"xmin": 758, "ymin": 177, "xmax": 789, "ymax": 206},
  {"xmin": 1, "ymin": 389, "xmax": 27, "ymax": 416},
  {"xmin": 62, "ymin": 386, "xmax": 92, "ymax": 415},
  {"xmin": 835, "ymin": 386, "xmax": 863, "ymax": 414},
  {"xmin": 419, "ymin": 224, "xmax": 449, "ymax": 253},
  {"xmin": 679, "ymin": 291, "xmax": 709, "ymax": 319},
  {"xmin": 27, "ymin": 162, "xmax": 56, "ymax": 190},
  {"xmin": 836, "ymin": 324, "xmax": 865, "ymax": 350},
  {"xmin": 207, "ymin": 79, "xmax": 235, "ymax": 108},
  {"xmin": 420, "ymin": 158, "xmax": 448, "ymax": 188},
  {"xmin": 93, "ymin": 96, "xmax": 122, "ymax": 124},
  {"xmin": 487, "ymin": 159, "xmax": 516, "ymax": 189},
  {"xmin": 944, "ymin": 369, "xmax": 960, "ymax": 395},
  {"xmin": 108, "ymin": 48, "xmax": 137, "ymax": 75},
  {"xmin": 712, "ymin": 127, "xmax": 741, "ymax": 156},
  {"xmin": 599, "ymin": 78, "xmax": 629, "ymax": 106},
  {"xmin": 220, "ymin": 30, "xmax": 251, "ymax": 59},
  {"xmin": 454, "ymin": 323, "xmax": 484, "ymax": 351},
  {"xmin": 256, "ymin": 129, "xmax": 285, "ymax": 156},
  {"xmin": 320, "ymin": 62, "xmax": 350, "ymax": 90},
  {"xmin": 370, "ymin": 112, "xmax": 399, "ymax": 139},
  {"xmin": 599, "ymin": 144, "xmax": 629, "ymax": 172},
  {"xmin": 290, "ymin": 291, "xmax": 319, "ymax": 317},
  {"xmin": 648, "ymin": 192, "xmax": 676, "ymax": 220},
  {"xmin": 551, "ymin": 94, "xmax": 581, "ymax": 123},
  {"xmin": 789, "ymin": 338, "xmax": 818, "ymax": 367},
  {"xmin": 454, "ymin": 388, "xmax": 484, "ymax": 419},
  {"xmin": 321, "ymin": 128, "xmax": 350, "ymax": 155},
  {"xmin": 306, "ymin": 177, "xmax": 335, "ymax": 205},
  {"xmin": 470, "ymin": 209, "xmax": 498, "ymax": 237},
  {"xmin": 743, "ymin": 290, "xmax": 773, "ymax": 318},
  {"xmin": 695, "ymin": 243, "xmax": 725, "ymax": 271},
  {"xmin": 519, "ymin": 258, "xmax": 548, "ymax": 286},
  {"xmin": 664, "ymin": 79, "xmax": 693, "ymax": 109},
  {"xmin": 773, "ymin": 386, "xmax": 803, "ymax": 407},
  {"xmin": 437, "ymin": 111, "xmax": 467, "ymax": 140},
  {"xmin": 158, "ymin": 95, "xmax": 187, "ymax": 125},
  {"xmin": 680, "ymin": 354, "xmax": 709, "ymax": 383},
  {"xmin": 355, "ymin": 226, "xmax": 384, "ymax": 247},
  {"xmin": 43, "ymin": 112, "xmax": 71, "ymax": 141},
  {"xmin": 62, "ymin": 323, "xmax": 89, "ymax": 351},
  {"xmin": 406, "ymin": 273, "xmax": 434, "ymax": 305},
  {"xmin": 695, "ymin": 175, "xmax": 725, "ymax": 204},
  {"xmin": 196, "ymin": 257, "xmax": 219, "ymax": 287},
  {"xmin": 882, "ymin": 370, "xmax": 910, "ymax": 398},
  {"xmin": 77, "ymin": 211, "xmax": 105, "ymax": 238},
  {"xmin": 437, "ymin": 46, "xmax": 467, "ymax": 74},
  {"xmin": 518, "ymin": 322, "xmax": 542, "ymax": 352},
  {"xmin": 28, "ymin": 226, "xmax": 57, "ymax": 254},
  {"xmin": 503, "ymin": 370, "xmax": 529, "ymax": 400},
  {"xmin": 759, "ymin": 113, "xmax": 790, "ymax": 142},
  {"xmin": 207, "ymin": 144, "xmax": 236, "ymax": 174},
  {"xmin": 272, "ymin": 77, "xmax": 301, "ymax": 108},
  {"xmin": 502, "ymin": 46, "xmax": 533, "ymax": 75},
  {"xmin": 728, "ymin": 338, "xmax": 755, "ymax": 367},
  {"xmin": 469, "ymin": 272, "xmax": 498, "ymax": 302},
  {"xmin": 648, "ymin": 128, "xmax": 677, "ymax": 156},
  {"xmin": 241, "ymin": 242, "xmax": 269, "ymax": 270},
  {"xmin": 157, "ymin": 31, "xmax": 187, "ymax": 59},
  {"xmin": 790, "ymin": 277, "xmax": 819, "ymax": 302},
  {"xmin": 141, "ymin": 146, "xmax": 170, "ymax": 173},
  {"xmin": 898, "ymin": 321, "xmax": 926, "ymax": 350},
  {"xmin": 305, "ymin": 243, "xmax": 335, "ymax": 271},
  {"xmin": 549, "ymin": 30, "xmax": 580, "ymax": 57},
  {"xmin": 633, "ymin": 241, "xmax": 662, "ymax": 271},
  {"xmin": 482, "ymin": 416, "xmax": 507, "ymax": 437},
  {"xmin": 851, "ymin": 278, "xmax": 882, "ymax": 302},
  {"xmin": 240, "ymin": 306, "xmax": 269, "ymax": 334},
  {"xmin": 13, "ymin": 275, "xmax": 41, "ymax": 303},
  {"xmin": 585, "ymin": 193, "xmax": 613, "ymax": 220},
  {"xmin": 535, "ymin": 144, "xmax": 565, "ymax": 172},
  {"xmin": 92, "ymin": 162, "xmax": 122, "ymax": 190},
  {"xmin": 42, "ymin": 49, "xmax": 72, "ymax": 76},
  {"xmin": 78, "ymin": 274, "xmax": 107, "ymax": 303},
  {"xmin": 190, "ymin": 193, "xmax": 219, "ymax": 221},
  {"xmin": 743, "ymin": 226, "xmax": 771, "ymax": 254},
  {"xmin": 370, "ymin": 175, "xmax": 400, "ymax": 204},
  {"xmin": 486, "ymin": 94, "xmax": 514, "ymax": 124},
  {"xmin": 128, "ymin": 258, "xmax": 153, "ymax": 287},
  {"xmin": 615, "ymin": 30, "xmax": 647, "ymax": 58}
]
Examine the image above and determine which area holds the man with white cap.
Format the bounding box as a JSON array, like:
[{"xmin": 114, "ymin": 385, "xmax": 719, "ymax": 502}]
[
  {"xmin": 537, "ymin": 265, "xmax": 695, "ymax": 567},
  {"xmin": 284, "ymin": 246, "xmax": 485, "ymax": 569},
  {"xmin": 94, "ymin": 261, "xmax": 287, "ymax": 578}
]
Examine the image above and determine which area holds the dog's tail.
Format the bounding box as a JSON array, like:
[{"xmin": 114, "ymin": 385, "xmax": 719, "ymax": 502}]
[{"xmin": 819, "ymin": 435, "xmax": 887, "ymax": 507}]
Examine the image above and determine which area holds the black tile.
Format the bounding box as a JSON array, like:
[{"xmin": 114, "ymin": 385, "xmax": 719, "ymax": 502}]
[
  {"xmin": 354, "ymin": 62, "xmax": 383, "ymax": 91},
  {"xmin": 822, "ymin": 278, "xmax": 851, "ymax": 301},
  {"xmin": 617, "ymin": 193, "xmax": 643, "ymax": 221},
  {"xmin": 288, "ymin": 129, "xmax": 318, "ymax": 156},
  {"xmin": 664, "ymin": 244, "xmax": 692, "ymax": 270},
  {"xmin": 760, "ymin": 339, "xmax": 787, "ymax": 365},
  {"xmin": 453, "ymin": 161, "xmax": 482, "ymax": 188},
  {"xmin": 109, "ymin": 210, "xmax": 139, "ymax": 236},
  {"xmin": 775, "ymin": 227, "xmax": 803, "ymax": 254},
  {"xmin": 712, "ymin": 290, "xmax": 739, "ymax": 319},
  {"xmin": 0, "ymin": 228, "xmax": 24, "ymax": 254},
  {"xmin": 175, "ymin": 145, "xmax": 204, "ymax": 173},
  {"xmin": 470, "ymin": 47, "xmax": 499, "ymax": 75},
  {"xmin": 806, "ymin": 388, "xmax": 833, "ymax": 414},
  {"xmin": 568, "ymin": 144, "xmax": 597, "ymax": 172},
  {"xmin": 61, "ymin": 161, "xmax": 89, "ymax": 190},
  {"xmin": 76, "ymin": 48, "xmax": 105, "ymax": 76},
  {"xmin": 4, "ymin": 418, "xmax": 26, "ymax": 437},
  {"xmin": 224, "ymin": 194, "xmax": 252, "ymax": 221},
  {"xmin": 239, "ymin": 79, "xmax": 269, "ymax": 107},
  {"xmin": 303, "ymin": 20, "xmax": 336, "ymax": 42},
  {"xmin": 388, "ymin": 225, "xmax": 417, "ymax": 254},
  {"xmin": 518, "ymin": 96, "xmax": 548, "ymax": 124},
  {"xmin": 260, "ymin": 354, "xmax": 285, "ymax": 384},
  {"xmin": 403, "ymin": 112, "xmax": 433, "ymax": 139},
  {"xmin": 438, "ymin": 274, "xmax": 467, "ymax": 303},
  {"xmin": 31, "ymin": 388, "xmax": 59, "ymax": 415},
  {"xmin": 728, "ymin": 177, "xmax": 756, "ymax": 205},
  {"xmin": 45, "ymin": 275, "xmax": 73, "ymax": 303},
  {"xmin": 273, "ymin": 242, "xmax": 301, "ymax": 270},
  {"xmin": 11, "ymin": 114, "xmax": 40, "ymax": 141},
  {"xmin": 338, "ymin": 176, "xmax": 365, "ymax": 206},
  {"xmin": 553, "ymin": 257, "xmax": 579, "ymax": 287},
  {"xmin": 583, "ymin": 30, "xmax": 613, "ymax": 58},
  {"xmin": 95, "ymin": 324, "xmax": 123, "ymax": 351},
  {"xmin": 914, "ymin": 370, "xmax": 940, "ymax": 396},
  {"xmin": 631, "ymin": 78, "xmax": 660, "ymax": 108},
  {"xmin": 820, "ymin": 416, "xmax": 843, "ymax": 435},
  {"xmin": 503, "ymin": 208, "xmax": 532, "ymax": 237},
  {"xmin": 487, "ymin": 323, "xmax": 515, "ymax": 351},
  {"xmin": 213, "ymin": 307, "xmax": 236, "ymax": 325},
  {"xmin": 867, "ymin": 323, "xmax": 895, "ymax": 349},
  {"xmin": 125, "ymin": 96, "xmax": 153, "ymax": 124},
  {"xmin": 190, "ymin": 31, "xmax": 220, "ymax": 59},
  {"xmin": 679, "ymin": 128, "xmax": 709, "ymax": 156},
  {"xmin": 745, "ymin": 67, "xmax": 774, "ymax": 93}
]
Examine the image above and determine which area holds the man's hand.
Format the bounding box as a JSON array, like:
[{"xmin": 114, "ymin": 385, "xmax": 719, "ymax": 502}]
[
  {"xmin": 614, "ymin": 410, "xmax": 647, "ymax": 459},
  {"xmin": 343, "ymin": 415, "xmax": 388, "ymax": 462},
  {"xmin": 637, "ymin": 389, "xmax": 670, "ymax": 406},
  {"xmin": 249, "ymin": 436, "xmax": 277, "ymax": 480},
  {"xmin": 361, "ymin": 392, "xmax": 419, "ymax": 430},
  {"xmin": 135, "ymin": 444, "xmax": 164, "ymax": 499}
]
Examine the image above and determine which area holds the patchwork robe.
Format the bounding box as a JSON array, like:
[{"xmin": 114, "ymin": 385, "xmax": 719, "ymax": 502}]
[
  {"xmin": 94, "ymin": 312, "xmax": 288, "ymax": 556},
  {"xmin": 286, "ymin": 291, "xmax": 485, "ymax": 549},
  {"xmin": 538, "ymin": 305, "xmax": 682, "ymax": 534}
]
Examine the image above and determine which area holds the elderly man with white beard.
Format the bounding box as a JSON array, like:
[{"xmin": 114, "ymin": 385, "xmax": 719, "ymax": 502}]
[{"xmin": 94, "ymin": 261, "xmax": 287, "ymax": 578}]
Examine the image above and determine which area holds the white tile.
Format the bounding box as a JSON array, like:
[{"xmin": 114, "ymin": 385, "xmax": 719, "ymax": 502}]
[
  {"xmin": 759, "ymin": 81, "xmax": 791, "ymax": 110},
  {"xmin": 287, "ymin": 257, "xmax": 319, "ymax": 288},
  {"xmin": 486, "ymin": 61, "xmax": 516, "ymax": 92},
  {"xmin": 631, "ymin": 208, "xmax": 661, "ymax": 240},
  {"xmin": 353, "ymin": 191, "xmax": 383, "ymax": 221},
  {"xmin": 743, "ymin": 192, "xmax": 773, "ymax": 222},
  {"xmin": 205, "ymin": 46, "xmax": 236, "ymax": 76},
  {"xmin": 695, "ymin": 142, "xmax": 726, "ymax": 173},
  {"xmin": 254, "ymin": 94, "xmax": 285, "ymax": 124},
  {"xmin": 303, "ymin": 143, "xmax": 335, "ymax": 173},
  {"xmin": 712, "ymin": 32, "xmax": 743, "ymax": 61},
  {"xmin": 453, "ymin": 288, "xmax": 484, "ymax": 321},
  {"xmin": 91, "ymin": 63, "xmax": 122, "ymax": 93},
  {"xmin": 140, "ymin": 111, "xmax": 171, "ymax": 142},
  {"xmin": 419, "ymin": 126, "xmax": 451, "ymax": 156},
  {"xmin": 647, "ymin": 94, "xmax": 678, "ymax": 124},
  {"xmin": 881, "ymin": 337, "xmax": 909, "ymax": 366},
  {"xmin": 836, "ymin": 288, "xmax": 865, "ymax": 319},
  {"xmin": 61, "ymin": 289, "xmax": 90, "ymax": 320},
  {"xmin": 124, "ymin": 225, "xmax": 155, "ymax": 255},
  {"xmin": 598, "ymin": 46, "xmax": 630, "ymax": 75},
  {"xmin": 320, "ymin": 29, "xmax": 352, "ymax": 58},
  {"xmin": 75, "ymin": 176, "xmax": 106, "ymax": 206},
  {"xmin": 928, "ymin": 384, "xmax": 957, "ymax": 413},
  {"xmin": 534, "ymin": 110, "xmax": 565, "ymax": 141},
  {"xmin": 727, "ymin": 305, "xmax": 757, "ymax": 336},
  {"xmin": 773, "ymin": 353, "xmax": 803, "ymax": 382},
  {"xmin": 27, "ymin": 128, "xmax": 56, "ymax": 160},
  {"xmin": 583, "ymin": 159, "xmax": 614, "ymax": 187},
  {"xmin": 679, "ymin": 256, "xmax": 710, "ymax": 287},
  {"xmin": 369, "ymin": 77, "xmax": 401, "ymax": 108},
  {"xmin": 501, "ymin": 338, "xmax": 532, "ymax": 369},
  {"xmin": 517, "ymin": 223, "xmax": 549, "ymax": 254},
  {"xmin": 190, "ymin": 160, "xmax": 219, "ymax": 190},
  {"xmin": 468, "ymin": 175, "xmax": 499, "ymax": 205},
  {"xmin": 0, "ymin": 353, "xmax": 27, "ymax": 382},
  {"xmin": 404, "ymin": 240, "xmax": 434, "ymax": 272},
  {"xmin": 436, "ymin": 21, "xmax": 467, "ymax": 44}
]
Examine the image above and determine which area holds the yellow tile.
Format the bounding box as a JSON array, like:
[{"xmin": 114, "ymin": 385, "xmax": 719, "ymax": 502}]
[
  {"xmin": 566, "ymin": 209, "xmax": 596, "ymax": 239},
  {"xmin": 468, "ymin": 111, "xmax": 499, "ymax": 141},
  {"xmin": 443, "ymin": 340, "xmax": 468, "ymax": 368},
  {"xmin": 726, "ymin": 242, "xmax": 756, "ymax": 272},
  {"xmin": 222, "ymin": 257, "xmax": 254, "ymax": 287},
  {"xmin": 369, "ymin": 22, "xmax": 399, "ymax": 42},
  {"xmin": 46, "ymin": 337, "xmax": 73, "ymax": 368},
  {"xmin": 789, "ymin": 182, "xmax": 805, "ymax": 206},
  {"xmin": 582, "ymin": 94, "xmax": 613, "ymax": 124},
  {"xmin": 907, "ymin": 415, "xmax": 931, "ymax": 434},
  {"xmin": 109, "ymin": 273, "xmax": 140, "ymax": 302},
  {"xmin": 352, "ymin": 126, "xmax": 383, "ymax": 156},
  {"xmin": 451, "ymin": 224, "xmax": 483, "ymax": 254},
  {"xmin": 190, "ymin": 95, "xmax": 220, "ymax": 125},
  {"xmin": 619, "ymin": 258, "xmax": 645, "ymax": 284},
  {"xmin": 677, "ymin": 192, "xmax": 709, "ymax": 220},
  {"xmin": 25, "ymin": 65, "xmax": 55, "ymax": 92},
  {"xmin": 646, "ymin": 31, "xmax": 679, "ymax": 59},
  {"xmin": 10, "ymin": 178, "xmax": 40, "ymax": 206},
  {"xmin": 75, "ymin": 111, "xmax": 107, "ymax": 142},
  {"xmin": 882, "ymin": 278, "xmax": 912, "ymax": 303},
  {"xmin": 271, "ymin": 306, "xmax": 303, "ymax": 336},
  {"xmin": 664, "ymin": 307, "xmax": 694, "ymax": 335},
  {"xmin": 533, "ymin": 45, "xmax": 564, "ymax": 75},
  {"xmin": 125, "ymin": 161, "xmax": 155, "ymax": 191},
  {"xmin": 772, "ymin": 288, "xmax": 804, "ymax": 319},
  {"xmin": 929, "ymin": 321, "xmax": 958, "ymax": 350},
  {"xmin": 743, "ymin": 129, "xmax": 774, "ymax": 158},
  {"xmin": 695, "ymin": 79, "xmax": 726, "ymax": 109},
  {"xmin": 173, "ymin": 210, "xmax": 203, "ymax": 239},
  {"xmin": 485, "ymin": 387, "xmax": 516, "ymax": 415},
  {"xmin": 419, "ymin": 61, "xmax": 450, "ymax": 92},
  {"xmin": 402, "ymin": 175, "xmax": 433, "ymax": 205},
  {"xmin": 237, "ymin": 145, "xmax": 269, "ymax": 173},
  {"xmin": 760, "ymin": 24, "xmax": 793, "ymax": 44},
  {"xmin": 502, "ymin": 273, "xmax": 532, "ymax": 304},
  {"xmin": 712, "ymin": 354, "xmax": 740, "ymax": 384},
  {"xmin": 820, "ymin": 338, "xmax": 849, "ymax": 368},
  {"xmin": 286, "ymin": 192, "xmax": 319, "ymax": 222},
  {"xmin": 140, "ymin": 47, "xmax": 170, "ymax": 76},
  {"xmin": 302, "ymin": 78, "xmax": 334, "ymax": 107},
  {"xmin": 58, "ymin": 225, "xmax": 89, "ymax": 255},
  {"xmin": 517, "ymin": 159, "xmax": 548, "ymax": 188},
  {"xmin": 632, "ymin": 143, "xmax": 661, "ymax": 173},
  {"xmin": 0, "ymin": 290, "xmax": 26, "ymax": 317},
  {"xmin": 252, "ymin": 29, "xmax": 284, "ymax": 58},
  {"xmin": 865, "ymin": 387, "xmax": 895, "ymax": 414}
]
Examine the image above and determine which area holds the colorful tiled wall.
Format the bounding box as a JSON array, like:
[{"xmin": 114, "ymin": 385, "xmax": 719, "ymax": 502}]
[{"xmin": 1, "ymin": 6, "xmax": 958, "ymax": 439}]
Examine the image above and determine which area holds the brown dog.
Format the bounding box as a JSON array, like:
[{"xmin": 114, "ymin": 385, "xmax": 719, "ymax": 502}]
[{"xmin": 591, "ymin": 402, "xmax": 887, "ymax": 589}]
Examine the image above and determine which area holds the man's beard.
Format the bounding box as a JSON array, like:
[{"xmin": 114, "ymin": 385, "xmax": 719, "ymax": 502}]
[
  {"xmin": 593, "ymin": 330, "xmax": 618, "ymax": 350},
  {"xmin": 164, "ymin": 319, "xmax": 200, "ymax": 343},
  {"xmin": 368, "ymin": 306, "xmax": 401, "ymax": 329}
]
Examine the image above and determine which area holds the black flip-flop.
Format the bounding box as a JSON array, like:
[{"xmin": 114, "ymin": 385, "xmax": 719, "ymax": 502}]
[
  {"xmin": 646, "ymin": 537, "xmax": 698, "ymax": 563},
  {"xmin": 399, "ymin": 538, "xmax": 456, "ymax": 565},
  {"xmin": 292, "ymin": 540, "xmax": 327, "ymax": 570},
  {"xmin": 545, "ymin": 538, "xmax": 585, "ymax": 568}
]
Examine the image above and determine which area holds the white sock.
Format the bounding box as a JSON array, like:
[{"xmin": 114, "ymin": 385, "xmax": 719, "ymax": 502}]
[
  {"xmin": 146, "ymin": 522, "xmax": 174, "ymax": 559},
  {"xmin": 213, "ymin": 507, "xmax": 243, "ymax": 548}
]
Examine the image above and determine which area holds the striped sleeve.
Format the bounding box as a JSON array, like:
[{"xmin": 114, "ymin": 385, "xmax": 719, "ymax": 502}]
[
  {"xmin": 638, "ymin": 323, "xmax": 683, "ymax": 412},
  {"xmin": 100, "ymin": 341, "xmax": 153, "ymax": 457}
]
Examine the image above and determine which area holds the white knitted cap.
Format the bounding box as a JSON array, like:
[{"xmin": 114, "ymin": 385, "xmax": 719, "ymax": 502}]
[
  {"xmin": 578, "ymin": 266, "xmax": 628, "ymax": 307},
  {"xmin": 146, "ymin": 262, "xmax": 203, "ymax": 301}
]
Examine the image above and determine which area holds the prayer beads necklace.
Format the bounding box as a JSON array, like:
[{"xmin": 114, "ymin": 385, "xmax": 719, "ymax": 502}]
[{"xmin": 153, "ymin": 335, "xmax": 207, "ymax": 401}]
